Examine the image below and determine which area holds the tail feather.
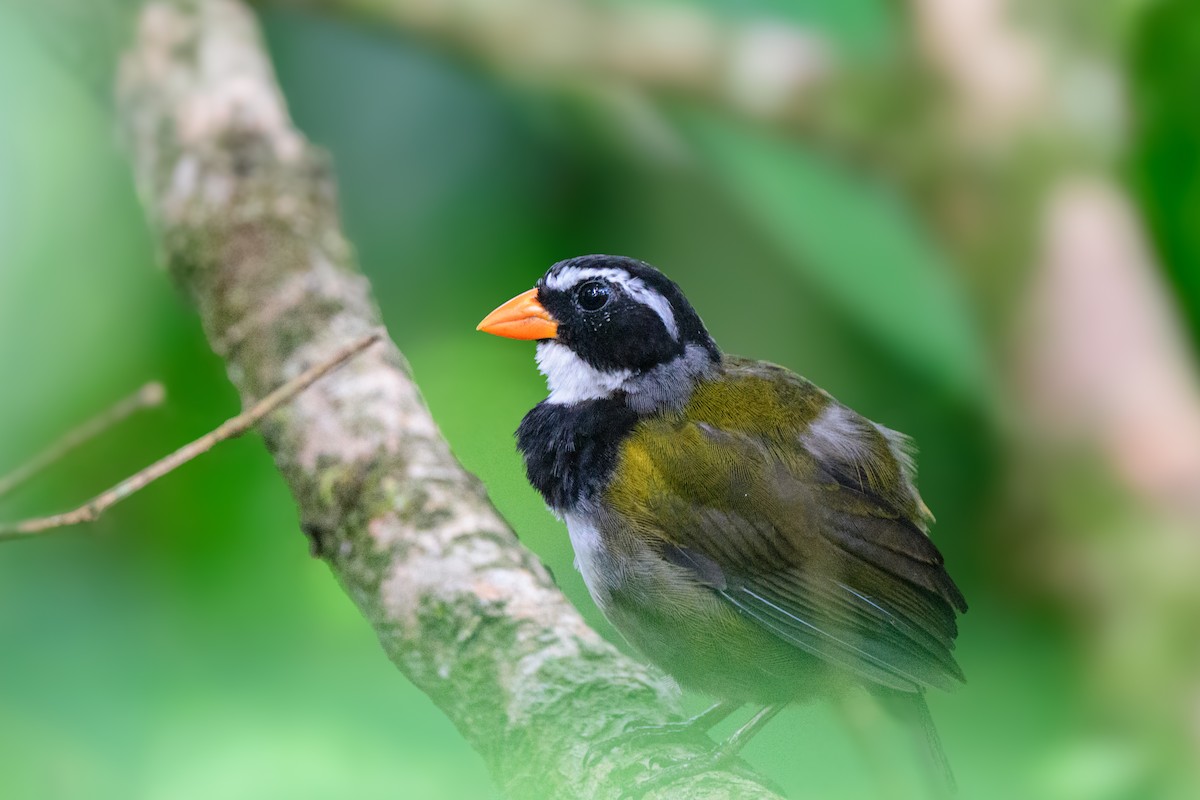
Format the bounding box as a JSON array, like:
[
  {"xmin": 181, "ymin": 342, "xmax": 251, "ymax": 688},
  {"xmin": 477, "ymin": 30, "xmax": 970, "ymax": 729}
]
[
  {"xmin": 911, "ymin": 690, "xmax": 956, "ymax": 795},
  {"xmin": 873, "ymin": 687, "xmax": 957, "ymax": 797}
]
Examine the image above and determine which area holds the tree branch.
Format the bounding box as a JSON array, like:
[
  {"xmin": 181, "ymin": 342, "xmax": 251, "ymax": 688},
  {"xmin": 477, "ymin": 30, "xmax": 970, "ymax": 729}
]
[
  {"xmin": 101, "ymin": 1, "xmax": 785, "ymax": 797},
  {"xmin": 265, "ymin": 0, "xmax": 835, "ymax": 125},
  {"xmin": 0, "ymin": 333, "xmax": 380, "ymax": 541},
  {"xmin": 259, "ymin": 0, "xmax": 949, "ymax": 184},
  {"xmin": 0, "ymin": 381, "xmax": 164, "ymax": 501}
]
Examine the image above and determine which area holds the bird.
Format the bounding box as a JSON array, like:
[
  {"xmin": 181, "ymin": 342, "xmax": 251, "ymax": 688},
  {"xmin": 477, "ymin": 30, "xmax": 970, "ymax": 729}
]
[{"xmin": 476, "ymin": 254, "xmax": 967, "ymax": 795}]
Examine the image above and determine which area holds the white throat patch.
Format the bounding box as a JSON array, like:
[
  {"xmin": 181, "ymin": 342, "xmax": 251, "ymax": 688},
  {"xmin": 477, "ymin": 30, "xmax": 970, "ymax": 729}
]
[
  {"xmin": 545, "ymin": 266, "xmax": 679, "ymax": 340},
  {"xmin": 536, "ymin": 341, "xmax": 631, "ymax": 405}
]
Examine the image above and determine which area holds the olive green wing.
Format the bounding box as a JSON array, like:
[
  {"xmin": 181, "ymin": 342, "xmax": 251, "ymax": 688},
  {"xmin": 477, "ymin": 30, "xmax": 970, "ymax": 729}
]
[{"xmin": 609, "ymin": 383, "xmax": 966, "ymax": 693}]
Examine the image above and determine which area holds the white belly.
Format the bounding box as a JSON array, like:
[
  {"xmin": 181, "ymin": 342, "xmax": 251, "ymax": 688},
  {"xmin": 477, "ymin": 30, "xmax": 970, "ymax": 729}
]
[{"xmin": 562, "ymin": 511, "xmax": 620, "ymax": 609}]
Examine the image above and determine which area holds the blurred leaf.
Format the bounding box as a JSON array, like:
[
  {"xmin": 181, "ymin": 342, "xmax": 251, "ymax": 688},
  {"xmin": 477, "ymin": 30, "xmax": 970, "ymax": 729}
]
[
  {"xmin": 678, "ymin": 112, "xmax": 991, "ymax": 404},
  {"xmin": 1129, "ymin": 0, "xmax": 1200, "ymax": 354}
]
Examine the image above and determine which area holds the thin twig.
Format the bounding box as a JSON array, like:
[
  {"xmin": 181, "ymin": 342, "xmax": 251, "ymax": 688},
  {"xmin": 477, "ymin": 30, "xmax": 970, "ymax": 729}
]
[
  {"xmin": 0, "ymin": 331, "xmax": 383, "ymax": 541},
  {"xmin": 0, "ymin": 382, "xmax": 167, "ymax": 500}
]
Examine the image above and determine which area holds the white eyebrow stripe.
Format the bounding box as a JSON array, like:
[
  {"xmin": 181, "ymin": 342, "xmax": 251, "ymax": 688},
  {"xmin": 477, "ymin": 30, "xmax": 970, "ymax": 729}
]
[
  {"xmin": 543, "ymin": 266, "xmax": 627, "ymax": 291},
  {"xmin": 545, "ymin": 266, "xmax": 679, "ymax": 340}
]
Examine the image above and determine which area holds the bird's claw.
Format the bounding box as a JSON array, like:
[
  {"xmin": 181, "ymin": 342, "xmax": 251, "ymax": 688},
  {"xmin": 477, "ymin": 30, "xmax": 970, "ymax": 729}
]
[
  {"xmin": 617, "ymin": 753, "xmax": 781, "ymax": 800},
  {"xmin": 615, "ymin": 752, "xmax": 724, "ymax": 800},
  {"xmin": 583, "ymin": 718, "xmax": 714, "ymax": 770}
]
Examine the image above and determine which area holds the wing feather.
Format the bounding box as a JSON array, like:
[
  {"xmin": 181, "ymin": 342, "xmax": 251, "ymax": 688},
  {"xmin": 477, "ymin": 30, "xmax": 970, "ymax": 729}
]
[{"xmin": 616, "ymin": 367, "xmax": 967, "ymax": 692}]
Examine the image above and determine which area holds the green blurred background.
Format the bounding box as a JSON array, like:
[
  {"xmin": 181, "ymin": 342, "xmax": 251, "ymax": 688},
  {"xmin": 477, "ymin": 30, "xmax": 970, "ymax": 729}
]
[{"xmin": 2, "ymin": 1, "xmax": 1199, "ymax": 798}]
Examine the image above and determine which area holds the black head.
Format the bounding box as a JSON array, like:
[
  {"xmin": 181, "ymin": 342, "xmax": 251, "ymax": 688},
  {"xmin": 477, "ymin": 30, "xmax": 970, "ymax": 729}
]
[
  {"xmin": 477, "ymin": 254, "xmax": 721, "ymax": 409},
  {"xmin": 535, "ymin": 255, "xmax": 719, "ymax": 374}
]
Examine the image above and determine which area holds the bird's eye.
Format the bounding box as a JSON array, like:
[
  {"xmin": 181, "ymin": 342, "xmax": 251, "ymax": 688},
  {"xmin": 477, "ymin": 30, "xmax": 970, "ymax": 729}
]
[{"xmin": 576, "ymin": 281, "xmax": 611, "ymax": 312}]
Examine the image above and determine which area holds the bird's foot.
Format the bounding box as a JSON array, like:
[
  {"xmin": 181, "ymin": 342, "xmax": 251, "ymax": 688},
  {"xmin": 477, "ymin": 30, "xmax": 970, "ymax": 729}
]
[
  {"xmin": 583, "ymin": 718, "xmax": 713, "ymax": 771},
  {"xmin": 615, "ymin": 747, "xmax": 775, "ymax": 800},
  {"xmin": 584, "ymin": 701, "xmax": 740, "ymax": 770},
  {"xmin": 612, "ymin": 702, "xmax": 788, "ymax": 799}
]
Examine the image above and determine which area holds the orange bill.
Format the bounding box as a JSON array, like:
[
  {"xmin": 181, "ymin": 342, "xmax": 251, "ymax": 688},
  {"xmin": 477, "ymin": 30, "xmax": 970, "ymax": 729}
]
[{"xmin": 476, "ymin": 287, "xmax": 559, "ymax": 340}]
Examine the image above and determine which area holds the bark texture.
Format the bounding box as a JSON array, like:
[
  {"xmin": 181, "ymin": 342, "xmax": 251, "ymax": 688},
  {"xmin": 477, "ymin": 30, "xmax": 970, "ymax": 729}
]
[{"xmin": 111, "ymin": 1, "xmax": 784, "ymax": 798}]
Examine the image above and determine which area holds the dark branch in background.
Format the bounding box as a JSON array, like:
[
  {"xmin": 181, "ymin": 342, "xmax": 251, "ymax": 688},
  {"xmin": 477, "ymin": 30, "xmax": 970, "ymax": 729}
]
[
  {"xmin": 249, "ymin": 0, "xmax": 1142, "ymax": 327},
  {"xmin": 84, "ymin": 1, "xmax": 784, "ymax": 797},
  {"xmin": 266, "ymin": 0, "xmax": 836, "ymax": 125},
  {"xmin": 260, "ymin": 0, "xmax": 941, "ymax": 183},
  {"xmin": 0, "ymin": 381, "xmax": 164, "ymax": 500},
  {"xmin": 0, "ymin": 333, "xmax": 380, "ymax": 541}
]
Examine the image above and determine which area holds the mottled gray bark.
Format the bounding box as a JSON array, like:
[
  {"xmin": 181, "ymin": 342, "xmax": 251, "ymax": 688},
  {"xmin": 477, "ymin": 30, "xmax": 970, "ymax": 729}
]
[{"xmin": 108, "ymin": 1, "xmax": 784, "ymax": 798}]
